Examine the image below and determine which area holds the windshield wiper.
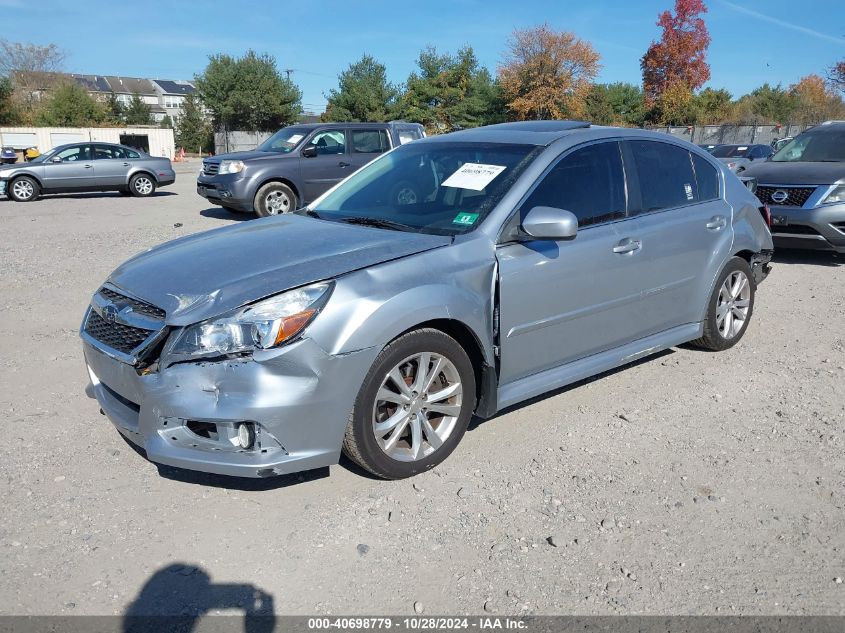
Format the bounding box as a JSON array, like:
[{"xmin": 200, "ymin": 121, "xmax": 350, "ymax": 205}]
[
  {"xmin": 338, "ymin": 216, "xmax": 419, "ymax": 232},
  {"xmin": 298, "ymin": 208, "xmax": 322, "ymax": 218}
]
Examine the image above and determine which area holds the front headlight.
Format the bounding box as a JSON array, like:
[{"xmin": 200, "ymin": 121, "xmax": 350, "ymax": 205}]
[
  {"xmin": 218, "ymin": 160, "xmax": 245, "ymax": 175},
  {"xmin": 168, "ymin": 281, "xmax": 333, "ymax": 359},
  {"xmin": 820, "ymin": 185, "xmax": 845, "ymax": 205}
]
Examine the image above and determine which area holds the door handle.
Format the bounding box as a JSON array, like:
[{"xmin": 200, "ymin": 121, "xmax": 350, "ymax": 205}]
[
  {"xmin": 706, "ymin": 215, "xmax": 727, "ymax": 230},
  {"xmin": 122, "ymin": 162, "xmax": 130, "ymax": 166},
  {"xmin": 613, "ymin": 238, "xmax": 642, "ymax": 254},
  {"xmin": 338, "ymin": 161, "xmax": 351, "ymax": 168},
  {"xmin": 84, "ymin": 164, "xmax": 93, "ymax": 168}
]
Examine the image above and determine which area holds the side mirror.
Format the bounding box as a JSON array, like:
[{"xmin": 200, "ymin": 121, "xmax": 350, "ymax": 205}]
[
  {"xmin": 301, "ymin": 145, "xmax": 317, "ymax": 158},
  {"xmin": 521, "ymin": 206, "xmax": 578, "ymax": 240},
  {"xmin": 51, "ymin": 156, "xmax": 62, "ymax": 163}
]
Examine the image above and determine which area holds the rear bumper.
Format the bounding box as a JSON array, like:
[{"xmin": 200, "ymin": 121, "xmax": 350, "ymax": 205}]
[
  {"xmin": 82, "ymin": 337, "xmax": 378, "ymax": 478},
  {"xmin": 768, "ymin": 202, "xmax": 845, "ymax": 253}
]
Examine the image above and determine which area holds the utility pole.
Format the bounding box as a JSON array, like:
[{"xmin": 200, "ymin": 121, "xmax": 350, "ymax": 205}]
[{"xmin": 283, "ymin": 69, "xmax": 295, "ymax": 81}]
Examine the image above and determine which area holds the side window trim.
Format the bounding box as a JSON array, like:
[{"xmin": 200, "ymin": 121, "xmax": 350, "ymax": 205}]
[
  {"xmin": 497, "ymin": 137, "xmax": 629, "ymax": 244},
  {"xmin": 689, "ymin": 151, "xmax": 722, "ymax": 202}
]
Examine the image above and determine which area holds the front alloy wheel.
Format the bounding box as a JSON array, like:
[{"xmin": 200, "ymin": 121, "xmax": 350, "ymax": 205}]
[
  {"xmin": 9, "ymin": 176, "xmax": 40, "ymax": 202},
  {"xmin": 343, "ymin": 329, "xmax": 476, "ymax": 479},
  {"xmin": 373, "ymin": 352, "xmax": 463, "ymax": 462}
]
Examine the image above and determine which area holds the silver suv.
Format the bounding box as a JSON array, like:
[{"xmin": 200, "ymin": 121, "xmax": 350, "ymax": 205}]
[
  {"xmin": 744, "ymin": 121, "xmax": 845, "ymax": 253},
  {"xmin": 81, "ymin": 121, "xmax": 773, "ymax": 480}
]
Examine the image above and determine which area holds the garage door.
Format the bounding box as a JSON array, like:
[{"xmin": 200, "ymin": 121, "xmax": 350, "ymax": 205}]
[
  {"xmin": 50, "ymin": 133, "xmax": 86, "ymax": 146},
  {"xmin": 1, "ymin": 132, "xmax": 38, "ymax": 149}
]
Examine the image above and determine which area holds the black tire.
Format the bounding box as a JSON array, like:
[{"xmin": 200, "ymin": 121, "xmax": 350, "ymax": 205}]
[
  {"xmin": 254, "ymin": 182, "xmax": 296, "ymax": 217},
  {"xmin": 342, "ymin": 328, "xmax": 477, "ymax": 480},
  {"xmin": 8, "ymin": 175, "xmax": 40, "ymax": 202},
  {"xmin": 129, "ymin": 173, "xmax": 156, "ymax": 197},
  {"xmin": 691, "ymin": 256, "xmax": 756, "ymax": 351},
  {"xmin": 389, "ymin": 180, "xmax": 420, "ymax": 206}
]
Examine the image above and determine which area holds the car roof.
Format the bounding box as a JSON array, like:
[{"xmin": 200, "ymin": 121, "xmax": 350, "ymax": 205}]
[{"xmin": 286, "ymin": 121, "xmax": 422, "ymax": 131}]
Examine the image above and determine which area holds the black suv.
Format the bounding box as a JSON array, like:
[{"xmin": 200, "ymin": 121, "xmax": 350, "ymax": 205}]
[{"xmin": 197, "ymin": 121, "xmax": 425, "ymax": 217}]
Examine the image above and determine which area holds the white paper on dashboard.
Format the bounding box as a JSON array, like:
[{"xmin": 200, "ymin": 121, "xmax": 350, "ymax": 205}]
[
  {"xmin": 442, "ymin": 163, "xmax": 507, "ymax": 191},
  {"xmin": 288, "ymin": 134, "xmax": 304, "ymax": 144}
]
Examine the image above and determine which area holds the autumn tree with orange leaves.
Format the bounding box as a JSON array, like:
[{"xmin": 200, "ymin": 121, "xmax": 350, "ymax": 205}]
[
  {"xmin": 641, "ymin": 0, "xmax": 710, "ymax": 124},
  {"xmin": 498, "ymin": 24, "xmax": 600, "ymax": 120}
]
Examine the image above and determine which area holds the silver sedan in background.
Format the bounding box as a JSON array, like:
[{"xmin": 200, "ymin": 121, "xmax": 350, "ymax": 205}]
[
  {"xmin": 0, "ymin": 142, "xmax": 175, "ymax": 202},
  {"xmin": 711, "ymin": 143, "xmax": 773, "ymax": 173}
]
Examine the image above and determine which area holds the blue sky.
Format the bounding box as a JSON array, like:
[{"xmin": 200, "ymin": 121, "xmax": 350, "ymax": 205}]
[{"xmin": 3, "ymin": 0, "xmax": 844, "ymax": 112}]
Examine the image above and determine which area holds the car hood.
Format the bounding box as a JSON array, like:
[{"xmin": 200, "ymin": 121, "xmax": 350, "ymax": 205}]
[
  {"xmin": 107, "ymin": 214, "xmax": 451, "ymax": 326},
  {"xmin": 206, "ymin": 150, "xmax": 291, "ymax": 163},
  {"xmin": 742, "ymin": 161, "xmax": 845, "ymax": 185}
]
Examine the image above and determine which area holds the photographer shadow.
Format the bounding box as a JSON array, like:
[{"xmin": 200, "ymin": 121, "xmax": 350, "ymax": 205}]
[{"xmin": 123, "ymin": 563, "xmax": 275, "ymax": 633}]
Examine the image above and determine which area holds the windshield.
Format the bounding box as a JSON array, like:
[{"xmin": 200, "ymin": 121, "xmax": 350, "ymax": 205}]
[
  {"xmin": 712, "ymin": 145, "xmax": 751, "ymax": 158},
  {"xmin": 27, "ymin": 147, "xmax": 58, "ymax": 164},
  {"xmin": 306, "ymin": 141, "xmax": 540, "ymax": 236},
  {"xmin": 771, "ymin": 129, "xmax": 845, "ymax": 162},
  {"xmin": 258, "ymin": 127, "xmax": 309, "ymax": 153}
]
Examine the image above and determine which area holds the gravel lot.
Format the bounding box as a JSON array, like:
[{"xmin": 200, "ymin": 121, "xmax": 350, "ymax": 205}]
[{"xmin": 0, "ymin": 163, "xmax": 843, "ymax": 617}]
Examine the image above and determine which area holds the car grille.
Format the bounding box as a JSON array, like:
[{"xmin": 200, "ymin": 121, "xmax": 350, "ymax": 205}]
[
  {"xmin": 84, "ymin": 310, "xmax": 155, "ymax": 354},
  {"xmin": 756, "ymin": 186, "xmax": 816, "ymax": 207},
  {"xmin": 98, "ymin": 287, "xmax": 166, "ymax": 320},
  {"xmin": 202, "ymin": 161, "xmax": 219, "ymax": 176}
]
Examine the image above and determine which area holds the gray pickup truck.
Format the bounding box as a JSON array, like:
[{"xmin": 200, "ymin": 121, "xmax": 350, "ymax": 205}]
[{"xmin": 197, "ymin": 121, "xmax": 425, "ymax": 217}]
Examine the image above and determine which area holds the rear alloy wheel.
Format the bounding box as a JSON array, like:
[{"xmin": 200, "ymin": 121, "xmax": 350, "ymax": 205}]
[
  {"xmin": 129, "ymin": 174, "xmax": 156, "ymax": 197},
  {"xmin": 255, "ymin": 182, "xmax": 296, "ymax": 217},
  {"xmin": 9, "ymin": 176, "xmax": 40, "ymax": 202},
  {"xmin": 691, "ymin": 256, "xmax": 755, "ymax": 351},
  {"xmin": 343, "ymin": 329, "xmax": 476, "ymax": 479}
]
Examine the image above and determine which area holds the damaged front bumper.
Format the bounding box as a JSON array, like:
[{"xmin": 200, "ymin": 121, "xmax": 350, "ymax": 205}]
[{"xmin": 83, "ymin": 336, "xmax": 378, "ymax": 478}]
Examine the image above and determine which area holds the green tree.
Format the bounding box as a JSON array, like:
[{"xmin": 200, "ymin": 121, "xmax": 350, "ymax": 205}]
[
  {"xmin": 0, "ymin": 76, "xmax": 21, "ymax": 124},
  {"xmin": 104, "ymin": 92, "xmax": 124, "ymax": 124},
  {"xmin": 35, "ymin": 82, "xmax": 104, "ymax": 126},
  {"xmin": 397, "ymin": 46, "xmax": 504, "ymax": 132},
  {"xmin": 586, "ymin": 83, "xmax": 645, "ymax": 125},
  {"xmin": 324, "ymin": 54, "xmax": 398, "ymax": 122},
  {"xmin": 689, "ymin": 87, "xmax": 733, "ymax": 123},
  {"xmin": 195, "ymin": 50, "xmax": 302, "ymax": 131},
  {"xmin": 123, "ymin": 93, "xmax": 153, "ymax": 125},
  {"xmin": 175, "ymin": 93, "xmax": 213, "ymax": 153},
  {"xmin": 159, "ymin": 114, "xmax": 174, "ymax": 129}
]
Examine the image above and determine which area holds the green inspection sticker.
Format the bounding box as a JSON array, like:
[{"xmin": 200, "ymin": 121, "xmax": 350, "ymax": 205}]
[{"xmin": 452, "ymin": 212, "xmax": 479, "ymax": 226}]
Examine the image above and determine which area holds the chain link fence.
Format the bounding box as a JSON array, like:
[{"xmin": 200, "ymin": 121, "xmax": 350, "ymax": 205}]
[{"xmin": 648, "ymin": 123, "xmax": 815, "ymax": 146}]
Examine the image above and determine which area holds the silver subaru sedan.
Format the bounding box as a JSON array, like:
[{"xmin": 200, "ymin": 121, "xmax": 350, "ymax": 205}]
[{"xmin": 80, "ymin": 121, "xmax": 773, "ymax": 480}]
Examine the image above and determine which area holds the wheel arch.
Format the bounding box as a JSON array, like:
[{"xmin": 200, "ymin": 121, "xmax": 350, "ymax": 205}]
[
  {"xmin": 394, "ymin": 318, "xmax": 494, "ymax": 417},
  {"xmin": 127, "ymin": 169, "xmax": 158, "ymax": 185},
  {"xmin": 9, "ymin": 171, "xmax": 43, "ymax": 188},
  {"xmin": 254, "ymin": 177, "xmax": 300, "ymax": 204}
]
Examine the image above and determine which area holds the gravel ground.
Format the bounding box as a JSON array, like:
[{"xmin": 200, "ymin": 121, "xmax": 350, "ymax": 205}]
[{"xmin": 0, "ymin": 163, "xmax": 843, "ymax": 617}]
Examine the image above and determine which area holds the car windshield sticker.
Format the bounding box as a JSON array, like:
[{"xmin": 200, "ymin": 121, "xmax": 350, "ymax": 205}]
[
  {"xmin": 288, "ymin": 134, "xmax": 304, "ymax": 144},
  {"xmin": 738, "ymin": 146, "xmax": 748, "ymax": 151},
  {"xmin": 452, "ymin": 212, "xmax": 480, "ymax": 226},
  {"xmin": 442, "ymin": 163, "xmax": 506, "ymax": 191},
  {"xmin": 684, "ymin": 183, "xmax": 694, "ymax": 200}
]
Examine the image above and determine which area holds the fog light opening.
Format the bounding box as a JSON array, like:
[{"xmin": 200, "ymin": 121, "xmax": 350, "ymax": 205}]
[{"xmin": 237, "ymin": 422, "xmax": 256, "ymax": 450}]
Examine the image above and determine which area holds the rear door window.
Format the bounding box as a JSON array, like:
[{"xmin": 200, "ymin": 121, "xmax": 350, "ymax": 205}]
[
  {"xmin": 398, "ymin": 128, "xmax": 423, "ymax": 144},
  {"xmin": 351, "ymin": 129, "xmax": 390, "ymax": 154},
  {"xmin": 522, "ymin": 141, "xmax": 627, "ymax": 228},
  {"xmin": 93, "ymin": 145, "xmax": 127, "ymax": 160},
  {"xmin": 691, "ymin": 153, "xmax": 720, "ymax": 201},
  {"xmin": 627, "ymin": 140, "xmax": 699, "ymax": 213}
]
